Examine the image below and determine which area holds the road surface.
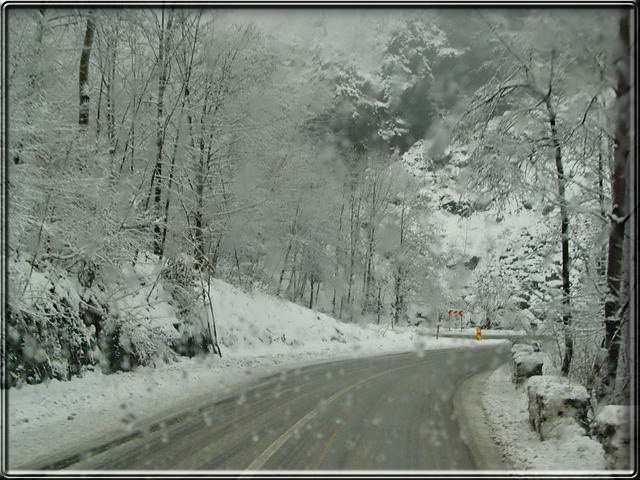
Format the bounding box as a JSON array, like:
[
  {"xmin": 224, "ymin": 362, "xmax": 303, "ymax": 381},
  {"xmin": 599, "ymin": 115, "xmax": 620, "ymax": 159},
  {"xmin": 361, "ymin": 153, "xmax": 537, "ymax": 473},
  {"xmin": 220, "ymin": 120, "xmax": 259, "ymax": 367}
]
[{"xmin": 34, "ymin": 343, "xmax": 511, "ymax": 471}]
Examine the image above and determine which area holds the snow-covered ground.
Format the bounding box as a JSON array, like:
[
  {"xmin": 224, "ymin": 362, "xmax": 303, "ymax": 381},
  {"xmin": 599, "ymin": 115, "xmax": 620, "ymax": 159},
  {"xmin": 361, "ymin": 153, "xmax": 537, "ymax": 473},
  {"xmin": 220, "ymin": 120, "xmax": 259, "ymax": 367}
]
[
  {"xmin": 481, "ymin": 363, "xmax": 607, "ymax": 471},
  {"xmin": 8, "ymin": 276, "xmax": 502, "ymax": 470},
  {"xmin": 8, "ymin": 270, "xmax": 611, "ymax": 473}
]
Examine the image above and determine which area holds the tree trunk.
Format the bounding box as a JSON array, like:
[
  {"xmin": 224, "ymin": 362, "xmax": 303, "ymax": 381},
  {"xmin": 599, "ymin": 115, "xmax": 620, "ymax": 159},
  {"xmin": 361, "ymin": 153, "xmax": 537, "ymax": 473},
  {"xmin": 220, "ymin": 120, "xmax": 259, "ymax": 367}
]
[
  {"xmin": 191, "ymin": 76, "xmax": 216, "ymax": 266},
  {"xmin": 278, "ymin": 203, "xmax": 300, "ymax": 296},
  {"xmin": 363, "ymin": 223, "xmax": 375, "ymax": 312},
  {"xmin": 234, "ymin": 248, "xmax": 242, "ymax": 284},
  {"xmin": 346, "ymin": 195, "xmax": 355, "ymax": 307},
  {"xmin": 160, "ymin": 128, "xmax": 180, "ymax": 256},
  {"xmin": 78, "ymin": 13, "xmax": 96, "ymax": 127},
  {"xmin": 285, "ymin": 250, "xmax": 298, "ymax": 299},
  {"xmin": 595, "ymin": 133, "xmax": 609, "ymax": 288},
  {"xmin": 202, "ymin": 271, "xmax": 222, "ymax": 358},
  {"xmin": 394, "ymin": 272, "xmax": 402, "ymax": 327},
  {"xmin": 161, "ymin": 13, "xmax": 200, "ymax": 254},
  {"xmin": 106, "ymin": 33, "xmax": 117, "ymax": 152},
  {"xmin": 96, "ymin": 64, "xmax": 104, "ymax": 137},
  {"xmin": 599, "ymin": 10, "xmax": 630, "ymax": 402},
  {"xmin": 14, "ymin": 8, "xmax": 47, "ymax": 164},
  {"xmin": 152, "ymin": 9, "xmax": 173, "ymax": 257},
  {"xmin": 193, "ymin": 161, "xmax": 205, "ymax": 265},
  {"xmin": 394, "ymin": 198, "xmax": 406, "ymax": 327},
  {"xmin": 362, "ymin": 181, "xmax": 377, "ymax": 309},
  {"xmin": 296, "ymin": 272, "xmax": 307, "ymax": 302},
  {"xmin": 546, "ymin": 101, "xmax": 573, "ymax": 376},
  {"xmin": 346, "ymin": 191, "xmax": 361, "ymax": 313},
  {"xmin": 332, "ymin": 200, "xmax": 345, "ymax": 315}
]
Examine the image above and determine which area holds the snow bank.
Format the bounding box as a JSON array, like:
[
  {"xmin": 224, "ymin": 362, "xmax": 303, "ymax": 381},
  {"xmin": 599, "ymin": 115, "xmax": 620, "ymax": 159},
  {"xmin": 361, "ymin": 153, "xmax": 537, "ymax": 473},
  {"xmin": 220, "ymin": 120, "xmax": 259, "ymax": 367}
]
[
  {"xmin": 481, "ymin": 364, "xmax": 606, "ymax": 471},
  {"xmin": 511, "ymin": 343, "xmax": 535, "ymax": 355},
  {"xmin": 526, "ymin": 375, "xmax": 590, "ymax": 441},
  {"xmin": 591, "ymin": 405, "xmax": 631, "ymax": 470},
  {"xmin": 210, "ymin": 278, "xmax": 410, "ymax": 354},
  {"xmin": 511, "ymin": 351, "xmax": 544, "ymax": 385}
]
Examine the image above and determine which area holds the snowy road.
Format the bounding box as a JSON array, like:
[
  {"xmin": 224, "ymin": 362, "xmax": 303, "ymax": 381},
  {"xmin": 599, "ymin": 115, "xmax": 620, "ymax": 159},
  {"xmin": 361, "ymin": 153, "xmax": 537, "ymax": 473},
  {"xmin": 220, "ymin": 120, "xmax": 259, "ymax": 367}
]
[{"xmin": 38, "ymin": 344, "xmax": 510, "ymax": 472}]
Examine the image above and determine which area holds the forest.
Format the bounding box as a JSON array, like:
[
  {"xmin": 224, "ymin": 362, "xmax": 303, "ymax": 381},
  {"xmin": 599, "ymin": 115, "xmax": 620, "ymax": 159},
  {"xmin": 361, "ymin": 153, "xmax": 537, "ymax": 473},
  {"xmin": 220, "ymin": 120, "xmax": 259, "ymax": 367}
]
[{"xmin": 3, "ymin": 7, "xmax": 633, "ymax": 411}]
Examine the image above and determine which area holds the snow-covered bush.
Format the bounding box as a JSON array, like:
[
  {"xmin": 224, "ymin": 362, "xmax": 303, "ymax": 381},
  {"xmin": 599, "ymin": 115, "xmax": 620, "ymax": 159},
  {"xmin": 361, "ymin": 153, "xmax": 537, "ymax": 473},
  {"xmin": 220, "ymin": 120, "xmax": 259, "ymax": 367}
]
[
  {"xmin": 103, "ymin": 261, "xmax": 182, "ymax": 370},
  {"xmin": 6, "ymin": 258, "xmax": 97, "ymax": 387},
  {"xmin": 161, "ymin": 254, "xmax": 197, "ymax": 289},
  {"xmin": 159, "ymin": 255, "xmax": 217, "ymax": 358},
  {"xmin": 161, "ymin": 254, "xmax": 198, "ymax": 316},
  {"xmin": 99, "ymin": 312, "xmax": 179, "ymax": 372},
  {"xmin": 6, "ymin": 246, "xmax": 194, "ymax": 384}
]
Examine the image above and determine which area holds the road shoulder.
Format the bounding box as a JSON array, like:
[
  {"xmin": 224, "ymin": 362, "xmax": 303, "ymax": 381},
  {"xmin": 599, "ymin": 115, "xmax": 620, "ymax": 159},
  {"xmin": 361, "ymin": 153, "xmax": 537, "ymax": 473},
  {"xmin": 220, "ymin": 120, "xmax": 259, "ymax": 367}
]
[{"xmin": 454, "ymin": 366, "xmax": 511, "ymax": 471}]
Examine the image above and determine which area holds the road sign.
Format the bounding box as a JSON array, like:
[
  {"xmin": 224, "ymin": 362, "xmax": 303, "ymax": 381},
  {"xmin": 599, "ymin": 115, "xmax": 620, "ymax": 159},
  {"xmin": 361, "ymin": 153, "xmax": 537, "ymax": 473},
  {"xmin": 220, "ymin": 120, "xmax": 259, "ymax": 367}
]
[{"xmin": 448, "ymin": 309, "xmax": 464, "ymax": 331}]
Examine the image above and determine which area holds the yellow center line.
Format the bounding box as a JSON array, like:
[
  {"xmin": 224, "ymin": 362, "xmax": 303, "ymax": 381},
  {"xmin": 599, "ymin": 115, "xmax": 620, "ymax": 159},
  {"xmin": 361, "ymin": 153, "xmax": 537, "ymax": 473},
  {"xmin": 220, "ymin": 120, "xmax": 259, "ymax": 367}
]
[
  {"xmin": 242, "ymin": 359, "xmax": 425, "ymax": 473},
  {"xmin": 313, "ymin": 425, "xmax": 340, "ymax": 470}
]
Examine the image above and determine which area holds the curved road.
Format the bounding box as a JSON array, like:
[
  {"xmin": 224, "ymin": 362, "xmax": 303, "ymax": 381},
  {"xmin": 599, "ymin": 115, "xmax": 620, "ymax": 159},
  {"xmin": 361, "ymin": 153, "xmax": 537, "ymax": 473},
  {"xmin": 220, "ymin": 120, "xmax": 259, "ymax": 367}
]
[{"xmin": 37, "ymin": 343, "xmax": 510, "ymax": 472}]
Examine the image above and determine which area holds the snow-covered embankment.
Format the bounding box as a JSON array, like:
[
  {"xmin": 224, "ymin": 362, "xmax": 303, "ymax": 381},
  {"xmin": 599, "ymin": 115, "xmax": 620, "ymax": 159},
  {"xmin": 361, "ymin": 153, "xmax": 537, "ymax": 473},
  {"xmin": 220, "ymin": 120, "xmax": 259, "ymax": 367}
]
[
  {"xmin": 9, "ymin": 277, "xmax": 496, "ymax": 469},
  {"xmin": 481, "ymin": 363, "xmax": 607, "ymax": 471}
]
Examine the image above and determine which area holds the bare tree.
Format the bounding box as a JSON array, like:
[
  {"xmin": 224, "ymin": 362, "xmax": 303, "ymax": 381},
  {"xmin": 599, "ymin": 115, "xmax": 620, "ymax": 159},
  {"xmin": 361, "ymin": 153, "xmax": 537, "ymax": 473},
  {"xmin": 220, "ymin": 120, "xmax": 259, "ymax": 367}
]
[
  {"xmin": 598, "ymin": 9, "xmax": 631, "ymax": 403},
  {"xmin": 151, "ymin": 7, "xmax": 175, "ymax": 256},
  {"xmin": 456, "ymin": 11, "xmax": 613, "ymax": 375},
  {"xmin": 78, "ymin": 11, "xmax": 95, "ymax": 127}
]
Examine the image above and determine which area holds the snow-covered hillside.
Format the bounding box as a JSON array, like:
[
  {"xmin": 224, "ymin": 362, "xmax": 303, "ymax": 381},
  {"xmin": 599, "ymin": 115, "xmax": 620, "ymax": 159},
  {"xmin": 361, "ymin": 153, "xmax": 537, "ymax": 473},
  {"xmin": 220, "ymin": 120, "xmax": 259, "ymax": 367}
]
[
  {"xmin": 402, "ymin": 139, "xmax": 541, "ymax": 263},
  {"xmin": 401, "ymin": 139, "xmax": 561, "ymax": 332}
]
